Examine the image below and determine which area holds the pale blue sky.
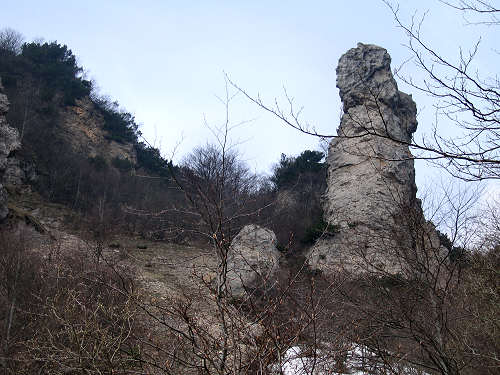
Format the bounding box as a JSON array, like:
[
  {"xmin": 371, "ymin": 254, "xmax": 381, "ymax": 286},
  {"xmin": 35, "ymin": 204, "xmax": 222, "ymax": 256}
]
[{"xmin": 1, "ymin": 0, "xmax": 498, "ymax": 193}]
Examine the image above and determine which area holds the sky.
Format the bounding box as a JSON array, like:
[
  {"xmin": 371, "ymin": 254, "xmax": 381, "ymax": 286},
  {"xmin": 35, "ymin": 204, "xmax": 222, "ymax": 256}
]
[{"xmin": 1, "ymin": 0, "xmax": 499, "ymax": 193}]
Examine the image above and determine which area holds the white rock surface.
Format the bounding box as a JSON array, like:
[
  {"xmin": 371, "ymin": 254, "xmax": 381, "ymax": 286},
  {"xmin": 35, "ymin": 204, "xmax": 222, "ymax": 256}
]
[
  {"xmin": 227, "ymin": 224, "xmax": 280, "ymax": 296},
  {"xmin": 308, "ymin": 43, "xmax": 422, "ymax": 273}
]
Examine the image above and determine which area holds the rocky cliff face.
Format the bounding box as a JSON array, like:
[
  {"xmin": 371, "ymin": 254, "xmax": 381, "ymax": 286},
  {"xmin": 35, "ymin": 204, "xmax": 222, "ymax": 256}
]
[
  {"xmin": 61, "ymin": 98, "xmax": 137, "ymax": 165},
  {"xmin": 0, "ymin": 77, "xmax": 21, "ymax": 220},
  {"xmin": 308, "ymin": 43, "xmax": 424, "ymax": 273}
]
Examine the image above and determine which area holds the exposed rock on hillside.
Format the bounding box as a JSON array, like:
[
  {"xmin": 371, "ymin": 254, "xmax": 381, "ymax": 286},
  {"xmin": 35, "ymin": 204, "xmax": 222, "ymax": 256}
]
[
  {"xmin": 227, "ymin": 224, "xmax": 281, "ymax": 296},
  {"xmin": 0, "ymin": 77, "xmax": 21, "ymax": 220},
  {"xmin": 308, "ymin": 43, "xmax": 426, "ymax": 273},
  {"xmin": 61, "ymin": 97, "xmax": 137, "ymax": 166}
]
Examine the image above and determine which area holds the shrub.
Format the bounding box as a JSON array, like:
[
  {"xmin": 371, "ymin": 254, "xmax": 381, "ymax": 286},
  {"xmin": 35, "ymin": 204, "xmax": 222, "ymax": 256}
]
[
  {"xmin": 301, "ymin": 218, "xmax": 338, "ymax": 244},
  {"xmin": 88, "ymin": 154, "xmax": 108, "ymax": 171},
  {"xmin": 93, "ymin": 96, "xmax": 139, "ymax": 144},
  {"xmin": 0, "ymin": 229, "xmax": 143, "ymax": 374},
  {"xmin": 271, "ymin": 150, "xmax": 325, "ymax": 190},
  {"xmin": 135, "ymin": 141, "xmax": 170, "ymax": 177},
  {"xmin": 112, "ymin": 156, "xmax": 134, "ymax": 172}
]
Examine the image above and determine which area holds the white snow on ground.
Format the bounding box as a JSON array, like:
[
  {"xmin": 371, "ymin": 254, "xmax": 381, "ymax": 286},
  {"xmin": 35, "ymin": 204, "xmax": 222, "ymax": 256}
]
[{"xmin": 276, "ymin": 345, "xmax": 430, "ymax": 375}]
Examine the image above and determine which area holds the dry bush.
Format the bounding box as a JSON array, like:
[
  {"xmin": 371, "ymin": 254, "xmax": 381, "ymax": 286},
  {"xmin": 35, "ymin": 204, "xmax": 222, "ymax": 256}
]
[
  {"xmin": 318, "ymin": 201, "xmax": 500, "ymax": 375},
  {"xmin": 0, "ymin": 229, "xmax": 144, "ymax": 375}
]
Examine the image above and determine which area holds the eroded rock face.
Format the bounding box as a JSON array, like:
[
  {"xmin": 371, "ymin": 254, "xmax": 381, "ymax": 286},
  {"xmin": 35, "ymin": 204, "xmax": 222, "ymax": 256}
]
[
  {"xmin": 61, "ymin": 98, "xmax": 137, "ymax": 166},
  {"xmin": 0, "ymin": 77, "xmax": 21, "ymax": 220},
  {"xmin": 227, "ymin": 224, "xmax": 281, "ymax": 296},
  {"xmin": 308, "ymin": 43, "xmax": 421, "ymax": 273}
]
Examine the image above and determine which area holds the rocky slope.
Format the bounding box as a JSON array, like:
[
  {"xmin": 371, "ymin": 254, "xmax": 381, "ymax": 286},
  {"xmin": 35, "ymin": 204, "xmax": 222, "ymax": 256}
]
[
  {"xmin": 61, "ymin": 97, "xmax": 137, "ymax": 165},
  {"xmin": 308, "ymin": 43, "xmax": 435, "ymax": 273}
]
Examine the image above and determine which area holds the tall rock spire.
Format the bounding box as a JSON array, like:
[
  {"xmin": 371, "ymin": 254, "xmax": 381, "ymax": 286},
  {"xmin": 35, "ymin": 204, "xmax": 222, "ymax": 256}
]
[{"xmin": 308, "ymin": 43, "xmax": 425, "ymax": 273}]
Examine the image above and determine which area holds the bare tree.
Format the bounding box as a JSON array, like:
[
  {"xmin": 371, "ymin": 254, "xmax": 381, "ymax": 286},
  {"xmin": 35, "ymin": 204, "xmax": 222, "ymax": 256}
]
[
  {"xmin": 384, "ymin": 0, "xmax": 500, "ymax": 181},
  {"xmin": 128, "ymin": 82, "xmax": 347, "ymax": 374},
  {"xmin": 221, "ymin": 5, "xmax": 500, "ymax": 371},
  {"xmin": 0, "ymin": 228, "xmax": 143, "ymax": 375},
  {"xmin": 320, "ymin": 180, "xmax": 499, "ymax": 375},
  {"xmin": 172, "ymin": 122, "xmax": 265, "ymax": 297},
  {"xmin": 141, "ymin": 80, "xmax": 274, "ymax": 374},
  {"xmin": 474, "ymin": 191, "xmax": 500, "ymax": 249},
  {"xmin": 0, "ymin": 28, "xmax": 24, "ymax": 55}
]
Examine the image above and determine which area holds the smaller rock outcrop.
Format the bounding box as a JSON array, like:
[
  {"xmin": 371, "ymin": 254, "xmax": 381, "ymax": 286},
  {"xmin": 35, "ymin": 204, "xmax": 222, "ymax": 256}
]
[
  {"xmin": 227, "ymin": 224, "xmax": 281, "ymax": 297},
  {"xmin": 0, "ymin": 77, "xmax": 21, "ymax": 220}
]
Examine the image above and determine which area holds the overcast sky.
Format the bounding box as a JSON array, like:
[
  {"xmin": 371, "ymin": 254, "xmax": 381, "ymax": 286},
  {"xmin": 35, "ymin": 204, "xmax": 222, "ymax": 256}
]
[{"xmin": 1, "ymin": 0, "xmax": 499, "ymax": 194}]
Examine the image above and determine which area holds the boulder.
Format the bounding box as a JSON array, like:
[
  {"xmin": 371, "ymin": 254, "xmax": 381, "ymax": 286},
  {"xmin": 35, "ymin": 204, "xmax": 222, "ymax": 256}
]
[{"xmin": 227, "ymin": 224, "xmax": 280, "ymax": 296}]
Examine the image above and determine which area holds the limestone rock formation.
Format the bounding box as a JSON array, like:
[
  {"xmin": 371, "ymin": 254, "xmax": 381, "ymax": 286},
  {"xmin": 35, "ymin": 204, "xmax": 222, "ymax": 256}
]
[
  {"xmin": 61, "ymin": 98, "xmax": 137, "ymax": 166},
  {"xmin": 308, "ymin": 43, "xmax": 422, "ymax": 273},
  {"xmin": 0, "ymin": 77, "xmax": 21, "ymax": 220},
  {"xmin": 227, "ymin": 224, "xmax": 281, "ymax": 296}
]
